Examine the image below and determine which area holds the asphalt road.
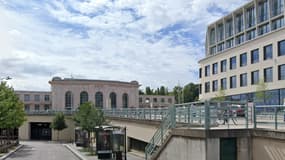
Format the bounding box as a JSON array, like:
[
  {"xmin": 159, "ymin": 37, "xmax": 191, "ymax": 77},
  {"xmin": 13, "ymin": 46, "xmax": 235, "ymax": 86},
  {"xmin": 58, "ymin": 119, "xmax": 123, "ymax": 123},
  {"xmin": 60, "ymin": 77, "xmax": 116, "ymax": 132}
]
[{"xmin": 6, "ymin": 141, "xmax": 80, "ymax": 160}]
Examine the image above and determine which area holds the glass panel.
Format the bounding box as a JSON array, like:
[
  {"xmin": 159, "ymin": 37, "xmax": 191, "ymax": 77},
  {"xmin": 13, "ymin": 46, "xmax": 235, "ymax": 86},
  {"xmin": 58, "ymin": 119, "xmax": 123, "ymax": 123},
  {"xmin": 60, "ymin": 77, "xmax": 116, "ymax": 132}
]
[
  {"xmin": 264, "ymin": 67, "xmax": 273, "ymax": 82},
  {"xmin": 221, "ymin": 78, "xmax": 227, "ymax": 90},
  {"xmin": 278, "ymin": 64, "xmax": 285, "ymax": 80},
  {"xmin": 251, "ymin": 70, "xmax": 259, "ymax": 85},
  {"xmin": 251, "ymin": 49, "xmax": 259, "ymax": 64},
  {"xmin": 271, "ymin": 0, "xmax": 284, "ymax": 17},
  {"xmin": 258, "ymin": 0, "xmax": 269, "ymax": 23},
  {"xmin": 230, "ymin": 76, "xmax": 237, "ymax": 89},
  {"xmin": 246, "ymin": 6, "xmax": 255, "ymax": 28},
  {"xmin": 278, "ymin": 40, "xmax": 285, "ymax": 56},
  {"xmin": 217, "ymin": 23, "xmax": 224, "ymax": 42},
  {"xmin": 221, "ymin": 59, "xmax": 227, "ymax": 72},
  {"xmin": 264, "ymin": 44, "xmax": 273, "ymax": 60},
  {"xmin": 210, "ymin": 28, "xmax": 216, "ymax": 45},
  {"xmin": 235, "ymin": 13, "xmax": 244, "ymax": 33},
  {"xmin": 212, "ymin": 63, "xmax": 218, "ymax": 75},
  {"xmin": 258, "ymin": 23, "xmax": 270, "ymax": 35},
  {"xmin": 271, "ymin": 17, "xmax": 285, "ymax": 30},
  {"xmin": 225, "ymin": 19, "xmax": 233, "ymax": 38},
  {"xmin": 212, "ymin": 80, "xmax": 218, "ymax": 92},
  {"xmin": 230, "ymin": 56, "xmax": 237, "ymax": 70},
  {"xmin": 240, "ymin": 53, "xmax": 247, "ymax": 67}
]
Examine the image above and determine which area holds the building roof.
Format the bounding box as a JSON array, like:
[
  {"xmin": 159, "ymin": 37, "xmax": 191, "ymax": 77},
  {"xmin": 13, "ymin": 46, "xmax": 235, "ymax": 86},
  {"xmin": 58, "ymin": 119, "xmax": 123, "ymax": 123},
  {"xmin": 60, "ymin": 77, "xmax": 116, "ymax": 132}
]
[{"xmin": 49, "ymin": 77, "xmax": 140, "ymax": 86}]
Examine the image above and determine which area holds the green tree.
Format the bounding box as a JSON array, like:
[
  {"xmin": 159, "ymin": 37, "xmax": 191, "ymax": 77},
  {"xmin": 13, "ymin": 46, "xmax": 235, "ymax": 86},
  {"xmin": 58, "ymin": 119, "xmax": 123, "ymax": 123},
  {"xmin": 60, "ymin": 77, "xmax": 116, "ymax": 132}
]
[
  {"xmin": 73, "ymin": 102, "xmax": 106, "ymax": 148},
  {"xmin": 145, "ymin": 87, "xmax": 153, "ymax": 95},
  {"xmin": 255, "ymin": 79, "xmax": 268, "ymax": 103},
  {"xmin": 212, "ymin": 88, "xmax": 226, "ymax": 102},
  {"xmin": 0, "ymin": 82, "xmax": 26, "ymax": 146},
  {"xmin": 183, "ymin": 83, "xmax": 199, "ymax": 103},
  {"xmin": 139, "ymin": 89, "xmax": 144, "ymax": 95},
  {"xmin": 172, "ymin": 85, "xmax": 183, "ymax": 103},
  {"xmin": 159, "ymin": 86, "xmax": 166, "ymax": 95},
  {"xmin": 50, "ymin": 112, "xmax": 68, "ymax": 141}
]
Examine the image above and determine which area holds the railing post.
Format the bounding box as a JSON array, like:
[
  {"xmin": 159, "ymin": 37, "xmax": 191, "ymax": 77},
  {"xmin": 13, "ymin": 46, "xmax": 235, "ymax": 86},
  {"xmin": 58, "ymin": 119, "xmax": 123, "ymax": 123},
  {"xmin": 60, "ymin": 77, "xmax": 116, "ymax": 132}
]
[
  {"xmin": 170, "ymin": 106, "xmax": 176, "ymax": 128},
  {"xmin": 253, "ymin": 103, "xmax": 257, "ymax": 129},
  {"xmin": 205, "ymin": 101, "xmax": 210, "ymax": 130},
  {"xmin": 187, "ymin": 106, "xmax": 190, "ymax": 124},
  {"xmin": 275, "ymin": 106, "xmax": 278, "ymax": 130},
  {"xmin": 245, "ymin": 102, "xmax": 248, "ymax": 129}
]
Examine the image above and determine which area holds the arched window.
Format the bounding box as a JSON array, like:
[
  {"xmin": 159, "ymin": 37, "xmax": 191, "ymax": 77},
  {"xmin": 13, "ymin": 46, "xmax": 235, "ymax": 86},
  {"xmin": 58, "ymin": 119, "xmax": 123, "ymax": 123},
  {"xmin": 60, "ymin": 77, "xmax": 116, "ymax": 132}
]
[
  {"xmin": 65, "ymin": 91, "xmax": 73, "ymax": 110},
  {"xmin": 95, "ymin": 92, "xmax": 103, "ymax": 108},
  {"xmin": 80, "ymin": 91, "xmax": 89, "ymax": 105},
  {"xmin": 109, "ymin": 92, "xmax": 116, "ymax": 108},
  {"xmin": 122, "ymin": 93, "xmax": 128, "ymax": 108}
]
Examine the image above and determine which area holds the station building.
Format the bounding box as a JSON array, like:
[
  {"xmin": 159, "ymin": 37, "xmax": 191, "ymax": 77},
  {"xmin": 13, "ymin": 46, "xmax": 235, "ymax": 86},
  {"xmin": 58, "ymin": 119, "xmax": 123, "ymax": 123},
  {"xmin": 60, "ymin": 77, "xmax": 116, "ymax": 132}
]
[
  {"xmin": 199, "ymin": 0, "xmax": 285, "ymax": 105},
  {"xmin": 15, "ymin": 77, "xmax": 175, "ymax": 141}
]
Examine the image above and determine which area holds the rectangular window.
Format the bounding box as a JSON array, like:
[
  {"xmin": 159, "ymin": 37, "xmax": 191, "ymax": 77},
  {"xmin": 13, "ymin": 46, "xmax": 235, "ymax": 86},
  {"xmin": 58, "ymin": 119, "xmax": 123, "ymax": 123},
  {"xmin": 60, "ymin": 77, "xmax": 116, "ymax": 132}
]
[
  {"xmin": 230, "ymin": 56, "xmax": 237, "ymax": 70},
  {"xmin": 264, "ymin": 44, "xmax": 273, "ymax": 60},
  {"xmin": 235, "ymin": 13, "xmax": 244, "ymax": 33},
  {"xmin": 35, "ymin": 104, "xmax": 40, "ymax": 111},
  {"xmin": 278, "ymin": 64, "xmax": 285, "ymax": 80},
  {"xmin": 44, "ymin": 95, "xmax": 50, "ymax": 101},
  {"xmin": 251, "ymin": 70, "xmax": 259, "ymax": 85},
  {"xmin": 251, "ymin": 49, "xmax": 259, "ymax": 64},
  {"xmin": 161, "ymin": 98, "xmax": 165, "ymax": 103},
  {"xmin": 199, "ymin": 68, "xmax": 202, "ymax": 78},
  {"xmin": 139, "ymin": 98, "xmax": 142, "ymax": 103},
  {"xmin": 221, "ymin": 59, "xmax": 227, "ymax": 72},
  {"xmin": 230, "ymin": 76, "xmax": 237, "ymax": 89},
  {"xmin": 258, "ymin": 0, "xmax": 269, "ymax": 23},
  {"xmin": 210, "ymin": 28, "xmax": 216, "ymax": 45},
  {"xmin": 246, "ymin": 29, "xmax": 256, "ymax": 41},
  {"xmin": 205, "ymin": 82, "xmax": 210, "ymax": 93},
  {"xmin": 278, "ymin": 40, "xmax": 285, "ymax": 56},
  {"xmin": 258, "ymin": 23, "xmax": 270, "ymax": 35},
  {"xmin": 271, "ymin": 0, "xmax": 284, "ymax": 17},
  {"xmin": 240, "ymin": 73, "xmax": 248, "ymax": 87},
  {"xmin": 210, "ymin": 46, "xmax": 216, "ymax": 55},
  {"xmin": 24, "ymin": 94, "xmax": 30, "ymax": 102},
  {"xmin": 199, "ymin": 84, "xmax": 202, "ymax": 94},
  {"xmin": 217, "ymin": 23, "xmax": 224, "ymax": 42},
  {"xmin": 271, "ymin": 17, "xmax": 285, "ymax": 30},
  {"xmin": 212, "ymin": 63, "xmax": 218, "ymax": 75},
  {"xmin": 246, "ymin": 6, "xmax": 255, "ymax": 29},
  {"xmin": 264, "ymin": 67, "xmax": 273, "ymax": 82},
  {"xmin": 34, "ymin": 95, "xmax": 40, "ymax": 102},
  {"xmin": 225, "ymin": 19, "xmax": 233, "ymax": 38},
  {"xmin": 236, "ymin": 34, "xmax": 244, "ymax": 45},
  {"xmin": 226, "ymin": 39, "xmax": 234, "ymax": 49},
  {"xmin": 240, "ymin": 53, "xmax": 247, "ymax": 67},
  {"xmin": 217, "ymin": 43, "xmax": 224, "ymax": 52},
  {"xmin": 153, "ymin": 98, "xmax": 157, "ymax": 103},
  {"xmin": 221, "ymin": 78, "xmax": 227, "ymax": 90},
  {"xmin": 24, "ymin": 104, "xmax": 30, "ymax": 111},
  {"xmin": 44, "ymin": 104, "xmax": 50, "ymax": 111},
  {"xmin": 205, "ymin": 65, "xmax": 210, "ymax": 77},
  {"xmin": 212, "ymin": 80, "xmax": 218, "ymax": 92}
]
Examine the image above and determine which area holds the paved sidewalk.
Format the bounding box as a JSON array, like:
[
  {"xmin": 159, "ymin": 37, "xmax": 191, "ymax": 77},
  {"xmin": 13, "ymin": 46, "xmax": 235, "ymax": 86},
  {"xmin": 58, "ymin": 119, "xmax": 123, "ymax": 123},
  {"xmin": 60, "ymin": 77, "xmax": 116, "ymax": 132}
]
[{"xmin": 66, "ymin": 143, "xmax": 144, "ymax": 160}]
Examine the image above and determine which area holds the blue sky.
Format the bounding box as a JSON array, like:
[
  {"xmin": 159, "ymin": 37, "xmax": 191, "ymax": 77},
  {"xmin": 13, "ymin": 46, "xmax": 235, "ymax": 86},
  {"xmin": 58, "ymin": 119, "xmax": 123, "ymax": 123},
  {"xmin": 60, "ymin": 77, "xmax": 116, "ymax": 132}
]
[{"xmin": 0, "ymin": 0, "xmax": 249, "ymax": 91}]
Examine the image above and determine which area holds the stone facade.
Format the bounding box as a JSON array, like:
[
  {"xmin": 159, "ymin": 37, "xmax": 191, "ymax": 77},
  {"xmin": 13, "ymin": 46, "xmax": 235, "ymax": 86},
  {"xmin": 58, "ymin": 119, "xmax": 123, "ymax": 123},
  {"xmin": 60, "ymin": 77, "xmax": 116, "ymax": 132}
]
[
  {"xmin": 15, "ymin": 91, "xmax": 52, "ymax": 111},
  {"xmin": 49, "ymin": 77, "xmax": 140, "ymax": 110},
  {"xmin": 139, "ymin": 95, "xmax": 175, "ymax": 108}
]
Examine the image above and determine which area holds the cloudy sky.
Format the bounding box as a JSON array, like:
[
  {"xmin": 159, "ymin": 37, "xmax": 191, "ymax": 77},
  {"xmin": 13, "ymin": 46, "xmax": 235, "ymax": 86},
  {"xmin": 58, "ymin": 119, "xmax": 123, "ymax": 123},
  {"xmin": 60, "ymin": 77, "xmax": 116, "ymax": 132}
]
[{"xmin": 0, "ymin": 0, "xmax": 249, "ymax": 91}]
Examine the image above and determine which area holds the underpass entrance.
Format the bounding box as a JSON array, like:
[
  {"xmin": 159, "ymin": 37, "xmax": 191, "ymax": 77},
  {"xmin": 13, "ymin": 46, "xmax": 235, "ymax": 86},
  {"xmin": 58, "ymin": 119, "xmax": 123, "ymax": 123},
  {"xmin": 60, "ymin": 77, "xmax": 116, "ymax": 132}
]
[{"xmin": 30, "ymin": 122, "xmax": 51, "ymax": 141}]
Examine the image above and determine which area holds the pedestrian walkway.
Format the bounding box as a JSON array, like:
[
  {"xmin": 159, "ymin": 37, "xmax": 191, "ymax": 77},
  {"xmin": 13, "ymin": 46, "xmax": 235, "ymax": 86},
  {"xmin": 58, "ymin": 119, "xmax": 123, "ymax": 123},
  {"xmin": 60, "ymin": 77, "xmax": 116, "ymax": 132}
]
[
  {"xmin": 66, "ymin": 143, "xmax": 144, "ymax": 160},
  {"xmin": 5, "ymin": 141, "xmax": 79, "ymax": 160}
]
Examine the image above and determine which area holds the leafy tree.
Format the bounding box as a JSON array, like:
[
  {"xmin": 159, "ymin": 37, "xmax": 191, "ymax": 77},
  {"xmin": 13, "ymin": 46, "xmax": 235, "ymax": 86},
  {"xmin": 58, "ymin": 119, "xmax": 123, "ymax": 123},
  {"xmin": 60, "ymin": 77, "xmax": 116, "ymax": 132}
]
[
  {"xmin": 159, "ymin": 86, "xmax": 166, "ymax": 95},
  {"xmin": 255, "ymin": 79, "xmax": 268, "ymax": 104},
  {"xmin": 50, "ymin": 112, "xmax": 68, "ymax": 141},
  {"xmin": 212, "ymin": 88, "xmax": 226, "ymax": 102},
  {"xmin": 73, "ymin": 102, "xmax": 106, "ymax": 148},
  {"xmin": 172, "ymin": 85, "xmax": 183, "ymax": 103},
  {"xmin": 139, "ymin": 90, "xmax": 144, "ymax": 95},
  {"xmin": 183, "ymin": 83, "xmax": 199, "ymax": 103},
  {"xmin": 0, "ymin": 82, "xmax": 26, "ymax": 146},
  {"xmin": 145, "ymin": 87, "xmax": 153, "ymax": 95}
]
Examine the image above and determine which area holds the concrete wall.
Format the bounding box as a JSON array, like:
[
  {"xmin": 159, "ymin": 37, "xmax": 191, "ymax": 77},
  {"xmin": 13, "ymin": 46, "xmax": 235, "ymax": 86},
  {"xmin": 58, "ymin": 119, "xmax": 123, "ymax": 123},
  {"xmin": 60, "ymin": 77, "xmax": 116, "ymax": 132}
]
[
  {"xmin": 109, "ymin": 119, "xmax": 158, "ymax": 143},
  {"xmin": 253, "ymin": 137, "xmax": 285, "ymax": 160},
  {"xmin": 19, "ymin": 115, "xmax": 75, "ymax": 142},
  {"xmin": 157, "ymin": 137, "xmax": 206, "ymax": 160}
]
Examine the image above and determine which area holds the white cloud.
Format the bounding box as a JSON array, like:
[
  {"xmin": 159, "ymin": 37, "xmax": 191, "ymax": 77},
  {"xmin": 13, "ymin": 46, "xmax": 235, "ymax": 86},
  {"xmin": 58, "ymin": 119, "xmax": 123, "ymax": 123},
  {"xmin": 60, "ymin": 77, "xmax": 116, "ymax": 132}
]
[{"xmin": 0, "ymin": 0, "xmax": 249, "ymax": 91}]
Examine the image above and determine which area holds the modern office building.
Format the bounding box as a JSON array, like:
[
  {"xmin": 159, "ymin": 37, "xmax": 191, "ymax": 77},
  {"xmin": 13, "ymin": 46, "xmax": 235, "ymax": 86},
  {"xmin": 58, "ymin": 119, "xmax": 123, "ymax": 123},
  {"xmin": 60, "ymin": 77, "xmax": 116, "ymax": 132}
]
[{"xmin": 199, "ymin": 0, "xmax": 285, "ymax": 104}]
